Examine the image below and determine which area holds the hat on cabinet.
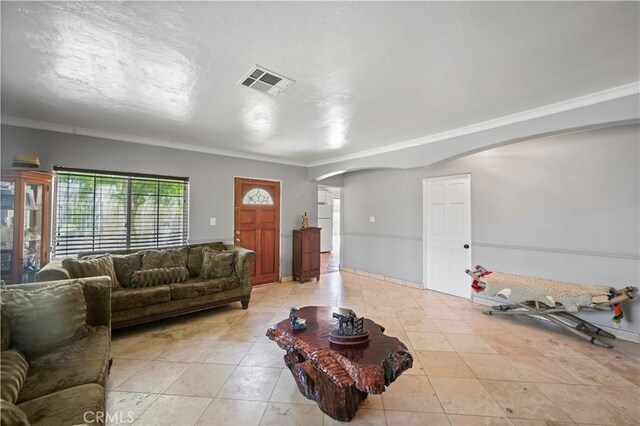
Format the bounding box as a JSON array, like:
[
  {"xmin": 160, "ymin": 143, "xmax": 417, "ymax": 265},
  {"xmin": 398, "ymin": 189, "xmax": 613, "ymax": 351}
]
[{"xmin": 11, "ymin": 153, "xmax": 41, "ymax": 170}]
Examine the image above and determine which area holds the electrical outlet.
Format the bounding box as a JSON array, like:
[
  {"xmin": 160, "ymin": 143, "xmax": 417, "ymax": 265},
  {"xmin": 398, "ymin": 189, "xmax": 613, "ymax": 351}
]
[
  {"xmin": 369, "ymin": 216, "xmax": 375, "ymax": 223},
  {"xmin": 210, "ymin": 217, "xmax": 216, "ymax": 226}
]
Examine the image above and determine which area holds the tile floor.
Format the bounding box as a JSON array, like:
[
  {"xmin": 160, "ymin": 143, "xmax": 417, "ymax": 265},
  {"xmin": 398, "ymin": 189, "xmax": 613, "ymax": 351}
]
[
  {"xmin": 107, "ymin": 271, "xmax": 640, "ymax": 425},
  {"xmin": 321, "ymin": 249, "xmax": 340, "ymax": 274}
]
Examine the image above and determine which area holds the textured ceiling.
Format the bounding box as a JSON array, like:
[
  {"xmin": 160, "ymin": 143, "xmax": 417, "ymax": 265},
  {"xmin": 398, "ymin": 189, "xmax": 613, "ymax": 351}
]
[{"xmin": 1, "ymin": 2, "xmax": 639, "ymax": 164}]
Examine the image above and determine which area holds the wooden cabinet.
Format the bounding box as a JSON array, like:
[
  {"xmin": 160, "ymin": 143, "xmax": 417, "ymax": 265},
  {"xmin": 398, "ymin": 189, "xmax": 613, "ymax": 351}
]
[
  {"xmin": 1, "ymin": 170, "xmax": 52, "ymax": 284},
  {"xmin": 292, "ymin": 227, "xmax": 320, "ymax": 283}
]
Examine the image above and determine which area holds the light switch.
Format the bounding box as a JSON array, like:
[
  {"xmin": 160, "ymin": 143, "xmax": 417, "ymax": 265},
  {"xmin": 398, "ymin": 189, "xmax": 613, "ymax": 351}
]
[
  {"xmin": 369, "ymin": 216, "xmax": 375, "ymax": 223},
  {"xmin": 210, "ymin": 217, "xmax": 216, "ymax": 226}
]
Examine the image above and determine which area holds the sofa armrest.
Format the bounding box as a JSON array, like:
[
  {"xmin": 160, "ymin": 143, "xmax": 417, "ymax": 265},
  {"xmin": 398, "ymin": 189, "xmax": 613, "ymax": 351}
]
[
  {"xmin": 79, "ymin": 277, "xmax": 112, "ymax": 328},
  {"xmin": 226, "ymin": 245, "xmax": 257, "ymax": 291},
  {"xmin": 10, "ymin": 277, "xmax": 112, "ymax": 329},
  {"xmin": 35, "ymin": 259, "xmax": 72, "ymax": 282}
]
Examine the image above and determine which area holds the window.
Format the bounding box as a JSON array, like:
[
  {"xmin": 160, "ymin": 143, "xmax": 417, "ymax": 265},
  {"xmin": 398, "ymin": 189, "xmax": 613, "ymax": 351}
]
[
  {"xmin": 53, "ymin": 167, "xmax": 189, "ymax": 258},
  {"xmin": 242, "ymin": 188, "xmax": 273, "ymax": 205}
]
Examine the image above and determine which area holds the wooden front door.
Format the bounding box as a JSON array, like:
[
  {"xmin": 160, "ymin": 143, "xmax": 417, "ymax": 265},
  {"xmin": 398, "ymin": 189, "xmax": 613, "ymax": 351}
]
[{"xmin": 234, "ymin": 178, "xmax": 280, "ymax": 285}]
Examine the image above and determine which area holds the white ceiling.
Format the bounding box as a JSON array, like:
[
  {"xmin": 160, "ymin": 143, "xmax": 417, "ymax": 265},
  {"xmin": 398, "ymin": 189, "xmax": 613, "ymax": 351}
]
[{"xmin": 1, "ymin": 2, "xmax": 639, "ymax": 165}]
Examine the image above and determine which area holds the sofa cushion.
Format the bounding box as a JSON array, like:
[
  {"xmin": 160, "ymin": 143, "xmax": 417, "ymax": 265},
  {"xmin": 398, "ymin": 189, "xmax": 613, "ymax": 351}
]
[
  {"xmin": 111, "ymin": 253, "xmax": 142, "ymax": 288},
  {"xmin": 112, "ymin": 284, "xmax": 248, "ymax": 326},
  {"xmin": 63, "ymin": 255, "xmax": 119, "ymax": 289},
  {"xmin": 187, "ymin": 243, "xmax": 226, "ymax": 277},
  {"xmin": 131, "ymin": 267, "xmax": 189, "ymax": 288},
  {"xmin": 17, "ymin": 326, "xmax": 109, "ymax": 403},
  {"xmin": 18, "ymin": 383, "xmax": 104, "ymax": 426},
  {"xmin": 1, "ymin": 283, "xmax": 87, "ymax": 357},
  {"xmin": 141, "ymin": 248, "xmax": 188, "ymax": 270},
  {"xmin": 0, "ymin": 349, "xmax": 28, "ymax": 403},
  {"xmin": 169, "ymin": 277, "xmax": 239, "ymax": 300},
  {"xmin": 1, "ymin": 310, "xmax": 11, "ymax": 351},
  {"xmin": 111, "ymin": 285, "xmax": 171, "ymax": 312},
  {"xmin": 200, "ymin": 250, "xmax": 235, "ymax": 279},
  {"xmin": 0, "ymin": 400, "xmax": 29, "ymax": 426}
]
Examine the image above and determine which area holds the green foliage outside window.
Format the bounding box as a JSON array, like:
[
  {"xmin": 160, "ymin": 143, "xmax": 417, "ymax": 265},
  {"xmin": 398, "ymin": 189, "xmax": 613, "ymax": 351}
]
[{"xmin": 54, "ymin": 171, "xmax": 188, "ymax": 257}]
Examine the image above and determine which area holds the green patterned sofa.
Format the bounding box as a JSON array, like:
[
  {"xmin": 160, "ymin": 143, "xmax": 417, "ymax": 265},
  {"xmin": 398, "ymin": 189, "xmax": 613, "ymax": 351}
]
[
  {"xmin": 1, "ymin": 277, "xmax": 111, "ymax": 425},
  {"xmin": 35, "ymin": 243, "xmax": 257, "ymax": 329}
]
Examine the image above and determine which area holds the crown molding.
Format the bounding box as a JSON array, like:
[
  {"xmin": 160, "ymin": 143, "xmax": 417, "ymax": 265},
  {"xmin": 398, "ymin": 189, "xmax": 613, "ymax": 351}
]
[
  {"xmin": 307, "ymin": 81, "xmax": 640, "ymax": 167},
  {"xmin": 0, "ymin": 116, "xmax": 307, "ymax": 167},
  {"xmin": 2, "ymin": 82, "xmax": 638, "ymax": 169}
]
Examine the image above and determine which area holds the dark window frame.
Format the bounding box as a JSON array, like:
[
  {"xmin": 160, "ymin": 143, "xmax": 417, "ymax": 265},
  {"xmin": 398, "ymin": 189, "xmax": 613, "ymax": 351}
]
[{"xmin": 52, "ymin": 167, "xmax": 189, "ymax": 258}]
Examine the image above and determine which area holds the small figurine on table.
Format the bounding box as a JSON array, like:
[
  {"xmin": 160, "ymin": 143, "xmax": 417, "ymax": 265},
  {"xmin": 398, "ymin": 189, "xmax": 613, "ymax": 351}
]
[
  {"xmin": 329, "ymin": 309, "xmax": 370, "ymax": 346},
  {"xmin": 301, "ymin": 212, "xmax": 309, "ymax": 229},
  {"xmin": 289, "ymin": 307, "xmax": 307, "ymax": 330}
]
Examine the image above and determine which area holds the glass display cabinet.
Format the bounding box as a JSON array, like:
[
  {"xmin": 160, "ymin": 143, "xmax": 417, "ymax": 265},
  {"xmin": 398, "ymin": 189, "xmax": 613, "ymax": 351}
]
[{"xmin": 0, "ymin": 170, "xmax": 52, "ymax": 283}]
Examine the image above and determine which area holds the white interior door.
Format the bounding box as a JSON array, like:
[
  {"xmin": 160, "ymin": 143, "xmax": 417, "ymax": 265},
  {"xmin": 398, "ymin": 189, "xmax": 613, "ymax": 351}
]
[{"xmin": 423, "ymin": 175, "xmax": 472, "ymax": 298}]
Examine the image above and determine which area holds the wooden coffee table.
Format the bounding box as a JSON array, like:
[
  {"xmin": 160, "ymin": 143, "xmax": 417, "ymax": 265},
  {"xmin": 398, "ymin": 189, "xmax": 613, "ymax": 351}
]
[{"xmin": 266, "ymin": 306, "xmax": 413, "ymax": 422}]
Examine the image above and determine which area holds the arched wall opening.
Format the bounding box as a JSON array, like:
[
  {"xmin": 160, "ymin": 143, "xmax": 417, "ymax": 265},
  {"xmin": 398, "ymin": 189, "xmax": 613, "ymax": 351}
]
[{"xmin": 338, "ymin": 123, "xmax": 640, "ymax": 339}]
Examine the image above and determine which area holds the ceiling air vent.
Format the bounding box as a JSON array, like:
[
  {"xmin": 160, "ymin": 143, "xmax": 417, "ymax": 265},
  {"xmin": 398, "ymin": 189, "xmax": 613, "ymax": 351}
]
[{"xmin": 238, "ymin": 65, "xmax": 295, "ymax": 96}]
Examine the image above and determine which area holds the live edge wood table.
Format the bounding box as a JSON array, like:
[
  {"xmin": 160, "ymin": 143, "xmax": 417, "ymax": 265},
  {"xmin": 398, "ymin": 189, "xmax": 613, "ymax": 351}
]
[{"xmin": 266, "ymin": 306, "xmax": 413, "ymax": 422}]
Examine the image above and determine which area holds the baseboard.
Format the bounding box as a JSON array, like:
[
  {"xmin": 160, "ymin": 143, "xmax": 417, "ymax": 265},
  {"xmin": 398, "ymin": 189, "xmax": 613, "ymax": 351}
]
[
  {"xmin": 280, "ymin": 276, "xmax": 293, "ymax": 283},
  {"xmin": 471, "ymin": 294, "xmax": 640, "ymax": 343},
  {"xmin": 598, "ymin": 324, "xmax": 640, "ymax": 343},
  {"xmin": 392, "ymin": 279, "xmax": 423, "ymax": 289},
  {"xmin": 368, "ymin": 272, "xmax": 385, "ymax": 280},
  {"xmin": 340, "ymin": 266, "xmax": 422, "ymax": 289}
]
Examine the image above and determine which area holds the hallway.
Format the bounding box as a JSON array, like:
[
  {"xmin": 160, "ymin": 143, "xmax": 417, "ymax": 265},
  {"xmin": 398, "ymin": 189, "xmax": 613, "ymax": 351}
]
[{"xmin": 321, "ymin": 235, "xmax": 340, "ymax": 274}]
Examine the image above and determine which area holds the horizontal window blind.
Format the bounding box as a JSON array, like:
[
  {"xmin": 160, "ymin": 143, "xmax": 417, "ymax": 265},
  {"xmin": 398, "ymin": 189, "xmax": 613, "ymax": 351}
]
[{"xmin": 53, "ymin": 167, "xmax": 189, "ymax": 258}]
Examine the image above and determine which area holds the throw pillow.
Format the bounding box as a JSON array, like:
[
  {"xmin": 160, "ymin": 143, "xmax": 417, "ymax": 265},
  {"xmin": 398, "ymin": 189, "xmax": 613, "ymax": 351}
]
[
  {"xmin": 0, "ymin": 349, "xmax": 28, "ymax": 403},
  {"xmin": 1, "ymin": 282, "xmax": 87, "ymax": 356},
  {"xmin": 112, "ymin": 253, "xmax": 142, "ymax": 288},
  {"xmin": 187, "ymin": 243, "xmax": 226, "ymax": 277},
  {"xmin": 200, "ymin": 250, "xmax": 235, "ymax": 279},
  {"xmin": 0, "ymin": 400, "xmax": 29, "ymax": 425},
  {"xmin": 141, "ymin": 248, "xmax": 188, "ymax": 270},
  {"xmin": 63, "ymin": 256, "xmax": 120, "ymax": 289},
  {"xmin": 131, "ymin": 267, "xmax": 189, "ymax": 287}
]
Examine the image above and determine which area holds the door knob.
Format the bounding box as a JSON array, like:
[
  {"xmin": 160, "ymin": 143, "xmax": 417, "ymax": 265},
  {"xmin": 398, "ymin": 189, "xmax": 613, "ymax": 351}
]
[
  {"xmin": 235, "ymin": 238, "xmax": 241, "ymax": 243},
  {"xmin": 235, "ymin": 231, "xmax": 240, "ymax": 235},
  {"xmin": 463, "ymin": 244, "xmax": 469, "ymax": 249}
]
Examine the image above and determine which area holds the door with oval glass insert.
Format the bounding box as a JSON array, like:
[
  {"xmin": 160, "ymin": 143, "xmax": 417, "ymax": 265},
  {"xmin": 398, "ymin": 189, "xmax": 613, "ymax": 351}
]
[{"xmin": 234, "ymin": 178, "xmax": 280, "ymax": 285}]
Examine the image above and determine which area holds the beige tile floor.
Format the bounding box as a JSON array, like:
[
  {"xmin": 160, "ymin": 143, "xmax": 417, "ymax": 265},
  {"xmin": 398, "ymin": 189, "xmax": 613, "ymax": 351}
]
[
  {"xmin": 321, "ymin": 250, "xmax": 340, "ymax": 274},
  {"xmin": 107, "ymin": 271, "xmax": 640, "ymax": 425}
]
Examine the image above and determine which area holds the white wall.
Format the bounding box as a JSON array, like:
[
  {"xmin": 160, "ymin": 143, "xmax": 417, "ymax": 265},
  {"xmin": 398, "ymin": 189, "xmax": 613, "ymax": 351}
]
[
  {"xmin": 342, "ymin": 125, "xmax": 640, "ymax": 335},
  {"xmin": 0, "ymin": 125, "xmax": 318, "ymax": 277}
]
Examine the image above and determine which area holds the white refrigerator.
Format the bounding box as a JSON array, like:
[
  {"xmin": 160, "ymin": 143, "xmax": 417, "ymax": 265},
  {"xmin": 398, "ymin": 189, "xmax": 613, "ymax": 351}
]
[{"xmin": 318, "ymin": 197, "xmax": 333, "ymax": 252}]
